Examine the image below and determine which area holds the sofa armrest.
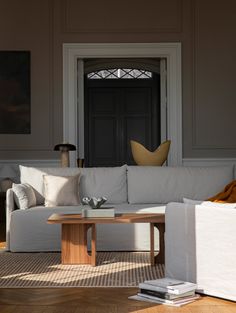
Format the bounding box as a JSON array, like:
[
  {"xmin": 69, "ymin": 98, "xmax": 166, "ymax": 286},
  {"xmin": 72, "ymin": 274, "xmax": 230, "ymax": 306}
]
[
  {"xmin": 6, "ymin": 188, "xmax": 17, "ymax": 250},
  {"xmin": 165, "ymin": 202, "xmax": 197, "ymax": 282}
]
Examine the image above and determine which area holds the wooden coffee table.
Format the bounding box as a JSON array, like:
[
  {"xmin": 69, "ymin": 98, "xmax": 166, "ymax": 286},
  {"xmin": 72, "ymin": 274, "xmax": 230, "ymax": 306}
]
[{"xmin": 47, "ymin": 213, "xmax": 165, "ymax": 266}]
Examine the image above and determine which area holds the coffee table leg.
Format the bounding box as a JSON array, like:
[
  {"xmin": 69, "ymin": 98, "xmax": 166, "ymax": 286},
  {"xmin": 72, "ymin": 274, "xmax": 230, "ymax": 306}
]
[
  {"xmin": 91, "ymin": 224, "xmax": 96, "ymax": 266},
  {"xmin": 150, "ymin": 223, "xmax": 155, "ymax": 265},
  {"xmin": 61, "ymin": 223, "xmax": 96, "ymax": 265},
  {"xmin": 150, "ymin": 222, "xmax": 165, "ymax": 265},
  {"xmin": 154, "ymin": 223, "xmax": 165, "ymax": 264}
]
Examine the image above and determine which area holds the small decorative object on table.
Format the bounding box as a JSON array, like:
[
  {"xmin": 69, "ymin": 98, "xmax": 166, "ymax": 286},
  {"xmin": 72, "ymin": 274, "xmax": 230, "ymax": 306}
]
[
  {"xmin": 81, "ymin": 196, "xmax": 115, "ymax": 218},
  {"xmin": 82, "ymin": 196, "xmax": 107, "ymax": 209}
]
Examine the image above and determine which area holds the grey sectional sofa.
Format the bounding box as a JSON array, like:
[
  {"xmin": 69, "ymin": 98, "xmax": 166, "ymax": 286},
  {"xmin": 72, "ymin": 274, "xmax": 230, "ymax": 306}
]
[{"xmin": 6, "ymin": 164, "xmax": 234, "ymax": 252}]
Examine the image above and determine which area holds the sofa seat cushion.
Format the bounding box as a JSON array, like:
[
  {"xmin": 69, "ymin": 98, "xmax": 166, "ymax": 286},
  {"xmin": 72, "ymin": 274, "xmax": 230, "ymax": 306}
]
[
  {"xmin": 127, "ymin": 165, "xmax": 234, "ymax": 204},
  {"xmin": 20, "ymin": 165, "xmax": 127, "ymax": 205},
  {"xmin": 9, "ymin": 203, "xmax": 165, "ymax": 252},
  {"xmin": 9, "ymin": 206, "xmax": 85, "ymax": 252}
]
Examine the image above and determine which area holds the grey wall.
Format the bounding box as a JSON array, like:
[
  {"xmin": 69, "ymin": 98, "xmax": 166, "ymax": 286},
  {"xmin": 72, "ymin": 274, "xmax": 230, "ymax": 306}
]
[{"xmin": 0, "ymin": 0, "xmax": 235, "ymax": 160}]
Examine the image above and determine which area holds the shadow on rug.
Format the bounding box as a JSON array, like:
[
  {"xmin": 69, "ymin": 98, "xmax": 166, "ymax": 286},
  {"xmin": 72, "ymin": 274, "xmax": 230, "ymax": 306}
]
[{"xmin": 0, "ymin": 252, "xmax": 164, "ymax": 288}]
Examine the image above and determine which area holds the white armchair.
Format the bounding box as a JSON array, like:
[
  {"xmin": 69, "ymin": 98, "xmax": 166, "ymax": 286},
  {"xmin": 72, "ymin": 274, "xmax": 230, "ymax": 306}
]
[{"xmin": 165, "ymin": 202, "xmax": 236, "ymax": 301}]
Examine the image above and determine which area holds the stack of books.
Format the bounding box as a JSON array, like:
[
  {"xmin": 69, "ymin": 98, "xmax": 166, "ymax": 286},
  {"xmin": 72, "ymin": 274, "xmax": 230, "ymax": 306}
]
[{"xmin": 129, "ymin": 278, "xmax": 200, "ymax": 307}]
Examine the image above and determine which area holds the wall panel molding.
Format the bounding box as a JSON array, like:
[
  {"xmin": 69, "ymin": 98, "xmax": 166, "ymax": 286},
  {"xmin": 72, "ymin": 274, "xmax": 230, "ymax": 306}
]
[
  {"xmin": 191, "ymin": 0, "xmax": 197, "ymax": 149},
  {"xmin": 30, "ymin": 0, "xmax": 55, "ymax": 151},
  {"xmin": 61, "ymin": 0, "xmax": 183, "ymax": 34},
  {"xmin": 192, "ymin": 1, "xmax": 236, "ymax": 150},
  {"xmin": 47, "ymin": 0, "xmax": 55, "ymax": 149},
  {"xmin": 0, "ymin": 0, "xmax": 55, "ymax": 152}
]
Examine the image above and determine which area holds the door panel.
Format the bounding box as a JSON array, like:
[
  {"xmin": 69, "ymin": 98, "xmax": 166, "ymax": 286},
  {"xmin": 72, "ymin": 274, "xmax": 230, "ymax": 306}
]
[
  {"xmin": 91, "ymin": 117, "xmax": 117, "ymax": 166},
  {"xmin": 125, "ymin": 88, "xmax": 151, "ymax": 114},
  {"xmin": 85, "ymin": 74, "xmax": 160, "ymax": 166},
  {"xmin": 91, "ymin": 89, "xmax": 117, "ymax": 114}
]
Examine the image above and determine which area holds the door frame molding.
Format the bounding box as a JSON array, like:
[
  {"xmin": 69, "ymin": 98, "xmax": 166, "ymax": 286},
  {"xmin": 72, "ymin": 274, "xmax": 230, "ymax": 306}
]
[{"xmin": 63, "ymin": 43, "xmax": 182, "ymax": 166}]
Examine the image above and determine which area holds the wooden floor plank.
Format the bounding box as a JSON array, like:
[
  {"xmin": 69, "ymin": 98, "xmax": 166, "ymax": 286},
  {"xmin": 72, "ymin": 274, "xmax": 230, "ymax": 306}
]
[
  {"xmin": 42, "ymin": 306, "xmax": 78, "ymax": 313},
  {"xmin": 0, "ymin": 289, "xmax": 235, "ymax": 313},
  {"xmin": 0, "ymin": 305, "xmax": 18, "ymax": 313}
]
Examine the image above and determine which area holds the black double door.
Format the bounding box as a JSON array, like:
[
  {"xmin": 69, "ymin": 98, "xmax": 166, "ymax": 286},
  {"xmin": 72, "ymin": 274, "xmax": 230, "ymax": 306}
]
[{"xmin": 84, "ymin": 74, "xmax": 160, "ymax": 167}]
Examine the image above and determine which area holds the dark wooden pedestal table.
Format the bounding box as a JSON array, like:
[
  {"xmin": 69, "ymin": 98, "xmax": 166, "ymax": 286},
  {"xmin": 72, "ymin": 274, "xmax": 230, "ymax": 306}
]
[{"xmin": 47, "ymin": 213, "xmax": 165, "ymax": 266}]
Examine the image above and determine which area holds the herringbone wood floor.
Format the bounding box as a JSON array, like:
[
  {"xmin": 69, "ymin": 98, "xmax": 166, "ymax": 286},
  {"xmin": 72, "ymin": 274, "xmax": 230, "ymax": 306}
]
[
  {"xmin": 0, "ymin": 223, "xmax": 235, "ymax": 312},
  {"xmin": 0, "ymin": 288, "xmax": 235, "ymax": 313}
]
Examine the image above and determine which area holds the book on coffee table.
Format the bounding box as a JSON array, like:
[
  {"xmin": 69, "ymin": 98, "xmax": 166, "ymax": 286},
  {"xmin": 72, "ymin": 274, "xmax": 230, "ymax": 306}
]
[{"xmin": 81, "ymin": 207, "xmax": 115, "ymax": 218}]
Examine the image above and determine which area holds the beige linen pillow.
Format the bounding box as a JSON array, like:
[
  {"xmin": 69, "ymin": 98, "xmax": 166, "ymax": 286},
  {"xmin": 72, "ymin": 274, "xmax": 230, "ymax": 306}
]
[{"xmin": 43, "ymin": 174, "xmax": 80, "ymax": 207}]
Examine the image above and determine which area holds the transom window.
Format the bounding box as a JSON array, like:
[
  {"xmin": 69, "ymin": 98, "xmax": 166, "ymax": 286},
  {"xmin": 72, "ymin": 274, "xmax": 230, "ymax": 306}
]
[{"xmin": 87, "ymin": 68, "xmax": 152, "ymax": 79}]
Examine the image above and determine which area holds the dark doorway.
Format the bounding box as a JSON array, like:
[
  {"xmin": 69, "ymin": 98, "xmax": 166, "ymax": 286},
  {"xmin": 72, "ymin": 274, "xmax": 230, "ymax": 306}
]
[{"xmin": 84, "ymin": 69, "xmax": 160, "ymax": 167}]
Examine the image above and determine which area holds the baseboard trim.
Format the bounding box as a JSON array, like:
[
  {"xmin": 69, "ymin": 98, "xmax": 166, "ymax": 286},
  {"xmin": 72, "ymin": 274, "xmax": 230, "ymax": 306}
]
[
  {"xmin": 0, "ymin": 159, "xmax": 60, "ymax": 167},
  {"xmin": 0, "ymin": 160, "xmax": 61, "ymax": 182},
  {"xmin": 183, "ymin": 158, "xmax": 236, "ymax": 167}
]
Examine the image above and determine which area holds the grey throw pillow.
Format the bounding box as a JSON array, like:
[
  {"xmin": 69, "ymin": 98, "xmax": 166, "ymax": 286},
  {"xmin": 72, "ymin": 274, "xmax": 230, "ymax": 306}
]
[{"xmin": 12, "ymin": 183, "xmax": 37, "ymax": 210}]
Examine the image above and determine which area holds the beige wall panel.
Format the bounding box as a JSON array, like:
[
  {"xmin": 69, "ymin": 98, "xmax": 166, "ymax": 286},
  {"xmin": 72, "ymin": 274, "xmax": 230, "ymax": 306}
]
[
  {"xmin": 0, "ymin": 0, "xmax": 59, "ymax": 159},
  {"xmin": 62, "ymin": 0, "xmax": 182, "ymax": 33},
  {"xmin": 181, "ymin": 0, "xmax": 195, "ymax": 158},
  {"xmin": 192, "ymin": 0, "xmax": 236, "ymax": 157},
  {"xmin": 1, "ymin": 0, "xmax": 236, "ymax": 161}
]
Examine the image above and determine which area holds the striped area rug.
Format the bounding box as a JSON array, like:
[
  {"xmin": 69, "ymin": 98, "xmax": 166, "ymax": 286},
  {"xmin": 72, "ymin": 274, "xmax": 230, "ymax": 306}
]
[{"xmin": 0, "ymin": 252, "xmax": 164, "ymax": 288}]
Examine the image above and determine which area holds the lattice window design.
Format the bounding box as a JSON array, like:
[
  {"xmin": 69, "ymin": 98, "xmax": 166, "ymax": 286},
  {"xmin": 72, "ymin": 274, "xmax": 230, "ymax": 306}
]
[{"xmin": 87, "ymin": 68, "xmax": 152, "ymax": 79}]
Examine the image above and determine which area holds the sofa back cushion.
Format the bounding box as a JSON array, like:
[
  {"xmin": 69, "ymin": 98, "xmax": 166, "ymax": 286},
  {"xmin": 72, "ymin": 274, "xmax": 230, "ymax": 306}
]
[
  {"xmin": 78, "ymin": 166, "xmax": 127, "ymax": 204},
  {"xmin": 20, "ymin": 165, "xmax": 127, "ymax": 205},
  {"xmin": 127, "ymin": 165, "xmax": 234, "ymax": 204}
]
